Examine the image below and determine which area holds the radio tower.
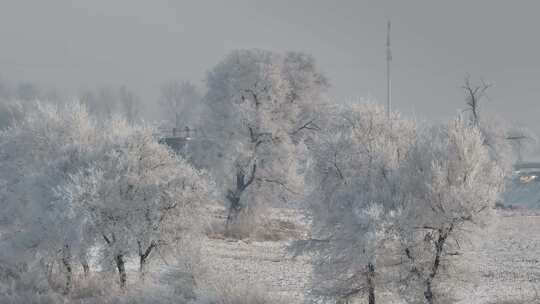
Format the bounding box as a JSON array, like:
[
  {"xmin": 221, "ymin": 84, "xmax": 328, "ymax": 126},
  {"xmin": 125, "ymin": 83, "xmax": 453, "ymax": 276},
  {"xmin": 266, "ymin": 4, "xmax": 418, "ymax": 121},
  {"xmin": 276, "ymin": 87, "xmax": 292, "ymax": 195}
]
[{"xmin": 386, "ymin": 20, "xmax": 392, "ymax": 120}]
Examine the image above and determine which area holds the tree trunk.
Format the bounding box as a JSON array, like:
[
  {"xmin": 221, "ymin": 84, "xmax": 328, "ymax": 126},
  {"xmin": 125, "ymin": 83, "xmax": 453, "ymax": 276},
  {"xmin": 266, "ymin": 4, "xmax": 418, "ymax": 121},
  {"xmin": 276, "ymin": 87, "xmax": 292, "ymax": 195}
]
[
  {"xmin": 45, "ymin": 261, "xmax": 54, "ymax": 286},
  {"xmin": 424, "ymin": 280, "xmax": 434, "ymax": 304},
  {"xmin": 423, "ymin": 226, "xmax": 452, "ymax": 304},
  {"xmin": 61, "ymin": 257, "xmax": 72, "ymax": 294},
  {"xmin": 366, "ymin": 263, "xmax": 376, "ymax": 304},
  {"xmin": 82, "ymin": 260, "xmax": 90, "ymax": 277},
  {"xmin": 139, "ymin": 255, "xmax": 147, "ymax": 278},
  {"xmin": 115, "ymin": 254, "xmax": 127, "ymax": 289},
  {"xmin": 225, "ymin": 195, "xmax": 242, "ymax": 228},
  {"xmin": 61, "ymin": 245, "xmax": 72, "ymax": 294},
  {"xmin": 225, "ymin": 163, "xmax": 257, "ymax": 231},
  {"xmin": 138, "ymin": 241, "xmax": 156, "ymax": 279}
]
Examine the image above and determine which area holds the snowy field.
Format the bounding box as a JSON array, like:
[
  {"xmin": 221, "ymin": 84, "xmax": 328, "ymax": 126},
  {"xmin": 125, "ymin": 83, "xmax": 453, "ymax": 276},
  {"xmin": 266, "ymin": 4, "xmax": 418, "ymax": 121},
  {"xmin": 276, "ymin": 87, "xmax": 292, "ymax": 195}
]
[
  {"xmin": 190, "ymin": 209, "xmax": 540, "ymax": 304},
  {"xmin": 200, "ymin": 238, "xmax": 311, "ymax": 303},
  {"xmin": 50, "ymin": 208, "xmax": 540, "ymax": 304},
  {"xmin": 452, "ymin": 211, "xmax": 540, "ymax": 304}
]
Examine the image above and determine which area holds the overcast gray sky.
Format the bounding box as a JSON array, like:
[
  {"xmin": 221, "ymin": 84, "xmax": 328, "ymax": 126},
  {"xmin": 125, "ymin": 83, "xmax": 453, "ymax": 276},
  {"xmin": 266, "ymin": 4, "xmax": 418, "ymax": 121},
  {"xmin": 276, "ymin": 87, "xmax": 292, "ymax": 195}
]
[{"xmin": 1, "ymin": 0, "xmax": 539, "ymax": 137}]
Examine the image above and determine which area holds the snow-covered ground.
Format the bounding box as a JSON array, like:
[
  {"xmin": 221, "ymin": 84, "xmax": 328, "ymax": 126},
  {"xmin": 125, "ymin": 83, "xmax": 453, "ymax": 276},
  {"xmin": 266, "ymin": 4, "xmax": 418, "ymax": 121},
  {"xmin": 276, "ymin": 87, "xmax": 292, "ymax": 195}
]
[
  {"xmin": 200, "ymin": 238, "xmax": 311, "ymax": 303},
  {"xmin": 451, "ymin": 211, "xmax": 540, "ymax": 303},
  {"xmin": 192, "ymin": 209, "xmax": 540, "ymax": 304}
]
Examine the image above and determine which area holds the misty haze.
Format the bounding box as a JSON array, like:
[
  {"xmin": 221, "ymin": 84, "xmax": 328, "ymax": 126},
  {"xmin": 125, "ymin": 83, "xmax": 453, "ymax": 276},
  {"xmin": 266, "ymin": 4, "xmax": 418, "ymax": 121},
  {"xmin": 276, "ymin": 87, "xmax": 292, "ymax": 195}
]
[{"xmin": 1, "ymin": 1, "xmax": 540, "ymax": 304}]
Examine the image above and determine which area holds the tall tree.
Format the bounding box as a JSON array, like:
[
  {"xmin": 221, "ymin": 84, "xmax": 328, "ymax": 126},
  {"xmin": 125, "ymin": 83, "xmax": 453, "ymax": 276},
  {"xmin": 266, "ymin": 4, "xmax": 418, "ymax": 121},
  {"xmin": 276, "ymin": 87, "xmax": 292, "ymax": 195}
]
[
  {"xmin": 399, "ymin": 116, "xmax": 506, "ymax": 304},
  {"xmin": 203, "ymin": 49, "xmax": 328, "ymax": 234},
  {"xmin": 294, "ymin": 102, "xmax": 416, "ymax": 304},
  {"xmin": 118, "ymin": 86, "xmax": 141, "ymax": 123},
  {"xmin": 59, "ymin": 124, "xmax": 211, "ymax": 287},
  {"xmin": 158, "ymin": 81, "xmax": 203, "ymax": 129},
  {"xmin": 0, "ymin": 103, "xmax": 101, "ymax": 293},
  {"xmin": 80, "ymin": 86, "xmax": 141, "ymax": 123},
  {"xmin": 0, "ymin": 102, "xmax": 210, "ymax": 291},
  {"xmin": 462, "ymin": 75, "xmax": 491, "ymax": 127}
]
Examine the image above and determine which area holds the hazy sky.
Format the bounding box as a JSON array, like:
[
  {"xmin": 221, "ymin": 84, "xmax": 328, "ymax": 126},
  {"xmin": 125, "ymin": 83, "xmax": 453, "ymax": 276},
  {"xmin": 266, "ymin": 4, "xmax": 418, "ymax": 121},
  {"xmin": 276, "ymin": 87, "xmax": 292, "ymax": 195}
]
[{"xmin": 1, "ymin": 0, "xmax": 539, "ymax": 137}]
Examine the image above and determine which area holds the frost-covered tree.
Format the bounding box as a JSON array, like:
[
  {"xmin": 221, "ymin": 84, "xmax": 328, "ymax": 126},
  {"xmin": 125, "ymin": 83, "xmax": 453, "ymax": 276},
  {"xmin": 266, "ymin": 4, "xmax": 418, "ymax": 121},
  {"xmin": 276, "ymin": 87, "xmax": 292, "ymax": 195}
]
[
  {"xmin": 399, "ymin": 116, "xmax": 506, "ymax": 304},
  {"xmin": 459, "ymin": 76, "xmax": 530, "ymax": 172},
  {"xmin": 0, "ymin": 79, "xmax": 68, "ymax": 130},
  {"xmin": 0, "ymin": 100, "xmax": 24, "ymax": 130},
  {"xmin": 59, "ymin": 124, "xmax": 211, "ymax": 287},
  {"xmin": 203, "ymin": 49, "xmax": 328, "ymax": 231},
  {"xmin": 295, "ymin": 102, "xmax": 416, "ymax": 304},
  {"xmin": 0, "ymin": 103, "xmax": 102, "ymax": 292},
  {"xmin": 297, "ymin": 104, "xmax": 507, "ymax": 304},
  {"xmin": 118, "ymin": 86, "xmax": 141, "ymax": 123},
  {"xmin": 0, "ymin": 102, "xmax": 210, "ymax": 292},
  {"xmin": 80, "ymin": 85, "xmax": 141, "ymax": 122},
  {"xmin": 159, "ymin": 80, "xmax": 204, "ymax": 129},
  {"xmin": 462, "ymin": 75, "xmax": 491, "ymax": 127}
]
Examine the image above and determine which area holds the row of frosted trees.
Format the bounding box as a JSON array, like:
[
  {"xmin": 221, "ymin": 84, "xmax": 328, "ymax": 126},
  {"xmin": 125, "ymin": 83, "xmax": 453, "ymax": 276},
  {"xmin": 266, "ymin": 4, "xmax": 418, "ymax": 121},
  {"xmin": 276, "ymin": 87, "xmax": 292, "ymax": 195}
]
[
  {"xmin": 0, "ymin": 48, "xmax": 528, "ymax": 303},
  {"xmin": 0, "ymin": 103, "xmax": 210, "ymax": 298},
  {"xmin": 195, "ymin": 49, "xmax": 521, "ymax": 303},
  {"xmin": 294, "ymin": 103, "xmax": 514, "ymax": 304}
]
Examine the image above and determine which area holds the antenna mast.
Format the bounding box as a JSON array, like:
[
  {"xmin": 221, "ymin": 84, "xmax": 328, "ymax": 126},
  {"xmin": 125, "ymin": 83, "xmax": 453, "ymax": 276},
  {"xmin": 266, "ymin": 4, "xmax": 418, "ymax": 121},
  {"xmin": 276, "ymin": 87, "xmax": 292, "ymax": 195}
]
[{"xmin": 386, "ymin": 20, "xmax": 392, "ymax": 119}]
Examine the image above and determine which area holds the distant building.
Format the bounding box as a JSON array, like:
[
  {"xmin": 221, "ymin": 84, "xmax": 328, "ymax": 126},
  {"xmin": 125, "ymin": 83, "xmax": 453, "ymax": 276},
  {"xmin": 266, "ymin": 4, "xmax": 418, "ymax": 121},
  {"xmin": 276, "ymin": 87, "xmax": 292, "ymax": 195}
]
[
  {"xmin": 156, "ymin": 125, "xmax": 218, "ymax": 169},
  {"xmin": 157, "ymin": 126, "xmax": 194, "ymax": 155}
]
